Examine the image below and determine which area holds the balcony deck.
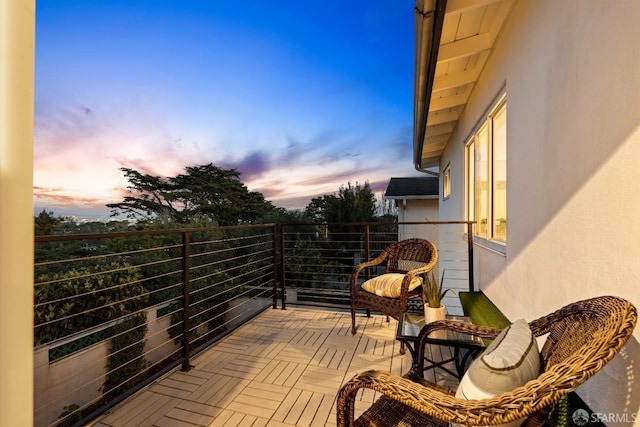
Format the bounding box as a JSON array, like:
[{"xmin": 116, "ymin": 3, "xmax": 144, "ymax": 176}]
[{"xmin": 90, "ymin": 306, "xmax": 458, "ymax": 427}]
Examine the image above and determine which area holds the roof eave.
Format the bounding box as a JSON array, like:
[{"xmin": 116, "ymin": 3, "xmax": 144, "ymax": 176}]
[{"xmin": 413, "ymin": 0, "xmax": 447, "ymax": 172}]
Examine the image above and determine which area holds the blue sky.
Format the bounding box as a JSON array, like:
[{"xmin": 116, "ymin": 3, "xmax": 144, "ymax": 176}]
[{"xmin": 34, "ymin": 0, "xmax": 423, "ymax": 218}]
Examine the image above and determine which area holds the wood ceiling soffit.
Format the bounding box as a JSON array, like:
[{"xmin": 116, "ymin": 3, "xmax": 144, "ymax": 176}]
[{"xmin": 416, "ymin": 0, "xmax": 515, "ymax": 168}]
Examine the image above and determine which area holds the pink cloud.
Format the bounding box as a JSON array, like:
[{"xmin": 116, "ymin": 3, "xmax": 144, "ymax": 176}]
[{"xmin": 34, "ymin": 101, "xmax": 419, "ymax": 216}]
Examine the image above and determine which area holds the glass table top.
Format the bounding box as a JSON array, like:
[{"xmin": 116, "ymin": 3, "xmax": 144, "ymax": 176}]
[{"xmin": 397, "ymin": 312, "xmax": 485, "ymax": 348}]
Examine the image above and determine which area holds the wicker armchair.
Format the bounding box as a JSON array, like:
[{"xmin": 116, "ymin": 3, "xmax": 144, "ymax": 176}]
[
  {"xmin": 338, "ymin": 296, "xmax": 637, "ymax": 427},
  {"xmin": 349, "ymin": 238, "xmax": 438, "ymax": 337}
]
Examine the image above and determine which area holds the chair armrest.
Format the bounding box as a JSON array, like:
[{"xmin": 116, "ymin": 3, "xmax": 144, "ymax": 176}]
[
  {"xmin": 336, "ymin": 370, "xmax": 453, "ymax": 426},
  {"xmin": 336, "ymin": 369, "xmax": 539, "ymax": 426},
  {"xmin": 413, "ymin": 320, "xmax": 502, "ymax": 372},
  {"xmin": 417, "ymin": 319, "xmax": 503, "ymax": 343},
  {"xmin": 349, "ymin": 251, "xmax": 389, "ymax": 292}
]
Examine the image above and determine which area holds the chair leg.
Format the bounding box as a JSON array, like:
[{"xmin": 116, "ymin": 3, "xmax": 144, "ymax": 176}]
[
  {"xmin": 351, "ymin": 307, "xmax": 356, "ymax": 335},
  {"xmin": 399, "ymin": 341, "xmax": 405, "ymax": 355},
  {"xmin": 366, "ymin": 309, "xmax": 371, "ymax": 318}
]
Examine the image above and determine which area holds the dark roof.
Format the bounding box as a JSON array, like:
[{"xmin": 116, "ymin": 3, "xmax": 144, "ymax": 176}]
[{"xmin": 384, "ymin": 177, "xmax": 439, "ymax": 199}]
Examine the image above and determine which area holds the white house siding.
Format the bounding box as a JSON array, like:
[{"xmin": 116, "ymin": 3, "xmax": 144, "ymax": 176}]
[
  {"xmin": 397, "ymin": 201, "xmax": 472, "ymax": 315},
  {"xmin": 438, "ymin": 1, "xmax": 640, "ymax": 423}
]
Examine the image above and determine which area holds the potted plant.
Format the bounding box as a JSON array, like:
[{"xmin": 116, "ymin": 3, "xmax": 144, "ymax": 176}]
[{"xmin": 422, "ymin": 269, "xmax": 450, "ymax": 323}]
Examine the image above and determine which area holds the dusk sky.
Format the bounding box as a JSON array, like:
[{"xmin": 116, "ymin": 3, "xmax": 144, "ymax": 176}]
[{"xmin": 34, "ymin": 0, "xmax": 424, "ymax": 219}]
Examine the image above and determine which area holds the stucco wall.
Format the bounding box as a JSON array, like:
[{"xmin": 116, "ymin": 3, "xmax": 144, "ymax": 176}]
[
  {"xmin": 439, "ymin": 1, "xmax": 640, "ymax": 423},
  {"xmin": 0, "ymin": 1, "xmax": 35, "ymax": 426}
]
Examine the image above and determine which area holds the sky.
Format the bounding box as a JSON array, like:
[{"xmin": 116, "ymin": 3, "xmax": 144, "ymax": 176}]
[{"xmin": 34, "ymin": 0, "xmax": 425, "ymax": 219}]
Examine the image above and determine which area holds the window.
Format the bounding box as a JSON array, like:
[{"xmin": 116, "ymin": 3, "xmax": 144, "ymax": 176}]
[
  {"xmin": 466, "ymin": 96, "xmax": 507, "ymax": 243},
  {"xmin": 443, "ymin": 164, "xmax": 451, "ymax": 200}
]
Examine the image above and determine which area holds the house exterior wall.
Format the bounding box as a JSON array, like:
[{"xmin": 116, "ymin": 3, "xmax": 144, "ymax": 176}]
[
  {"xmin": 438, "ymin": 1, "xmax": 640, "ymax": 422},
  {"xmin": 397, "ymin": 198, "xmax": 439, "ymax": 241},
  {"xmin": 0, "ymin": 0, "xmax": 35, "ymax": 425},
  {"xmin": 396, "ymin": 199, "xmax": 471, "ymax": 315}
]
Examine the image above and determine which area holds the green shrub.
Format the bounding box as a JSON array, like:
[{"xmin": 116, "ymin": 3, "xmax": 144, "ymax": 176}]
[{"xmin": 34, "ymin": 262, "xmax": 145, "ymax": 346}]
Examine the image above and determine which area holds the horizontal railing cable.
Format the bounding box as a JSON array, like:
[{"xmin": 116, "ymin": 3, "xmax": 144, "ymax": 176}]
[{"xmin": 33, "ymin": 221, "xmax": 471, "ymax": 427}]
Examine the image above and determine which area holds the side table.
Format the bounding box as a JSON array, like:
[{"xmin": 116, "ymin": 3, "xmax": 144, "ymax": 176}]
[{"xmin": 396, "ymin": 312, "xmax": 485, "ymax": 380}]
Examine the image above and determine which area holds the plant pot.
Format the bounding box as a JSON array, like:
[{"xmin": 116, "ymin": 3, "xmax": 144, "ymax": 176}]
[{"xmin": 424, "ymin": 304, "xmax": 446, "ymax": 323}]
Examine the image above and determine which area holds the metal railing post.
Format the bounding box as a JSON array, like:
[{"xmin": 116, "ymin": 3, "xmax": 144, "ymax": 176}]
[
  {"xmin": 364, "ymin": 224, "xmax": 370, "ymax": 281},
  {"xmin": 467, "ymin": 222, "xmax": 475, "ymax": 292},
  {"xmin": 181, "ymin": 231, "xmax": 191, "ymax": 371},
  {"xmin": 272, "ymin": 225, "xmax": 279, "ymax": 309},
  {"xmin": 280, "ymin": 224, "xmax": 286, "ymax": 310}
]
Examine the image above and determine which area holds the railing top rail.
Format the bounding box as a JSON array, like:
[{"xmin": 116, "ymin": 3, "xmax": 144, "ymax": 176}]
[
  {"xmin": 280, "ymin": 220, "xmax": 475, "ymax": 228},
  {"xmin": 35, "ymin": 223, "xmax": 277, "ymax": 243},
  {"xmin": 35, "ymin": 221, "xmax": 476, "ymax": 242}
]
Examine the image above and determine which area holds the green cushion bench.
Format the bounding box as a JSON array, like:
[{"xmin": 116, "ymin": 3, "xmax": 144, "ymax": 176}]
[{"xmin": 459, "ymin": 291, "xmax": 510, "ymax": 331}]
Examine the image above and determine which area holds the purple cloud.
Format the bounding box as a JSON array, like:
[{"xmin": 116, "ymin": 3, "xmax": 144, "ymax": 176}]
[{"xmin": 221, "ymin": 151, "xmax": 271, "ymax": 180}]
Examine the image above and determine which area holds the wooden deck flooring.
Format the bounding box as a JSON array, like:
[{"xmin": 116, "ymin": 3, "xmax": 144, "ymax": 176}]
[{"xmin": 90, "ymin": 307, "xmax": 458, "ymax": 427}]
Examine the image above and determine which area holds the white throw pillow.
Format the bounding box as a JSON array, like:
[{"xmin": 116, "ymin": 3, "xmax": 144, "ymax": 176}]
[
  {"xmin": 453, "ymin": 319, "xmax": 541, "ymax": 427},
  {"xmin": 361, "ymin": 273, "xmax": 422, "ymax": 298}
]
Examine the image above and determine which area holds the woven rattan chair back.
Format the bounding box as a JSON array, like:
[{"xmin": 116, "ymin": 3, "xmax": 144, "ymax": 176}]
[
  {"xmin": 525, "ymin": 296, "xmax": 637, "ymax": 425},
  {"xmin": 536, "ymin": 302, "xmax": 612, "ymax": 369},
  {"xmin": 386, "ymin": 243, "xmax": 436, "ymax": 274},
  {"xmin": 338, "ymin": 296, "xmax": 637, "ymax": 427}
]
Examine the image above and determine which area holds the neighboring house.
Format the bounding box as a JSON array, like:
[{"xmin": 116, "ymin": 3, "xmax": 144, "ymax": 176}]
[
  {"xmin": 383, "ymin": 176, "xmax": 439, "ymax": 240},
  {"xmin": 414, "ymin": 0, "xmax": 640, "ymax": 420},
  {"xmin": 383, "ymin": 176, "xmax": 469, "ymax": 315}
]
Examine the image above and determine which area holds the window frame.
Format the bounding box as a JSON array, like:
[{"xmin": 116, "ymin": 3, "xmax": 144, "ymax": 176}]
[
  {"xmin": 442, "ymin": 163, "xmax": 451, "ymax": 200},
  {"xmin": 465, "ymin": 93, "xmax": 507, "ymax": 248}
]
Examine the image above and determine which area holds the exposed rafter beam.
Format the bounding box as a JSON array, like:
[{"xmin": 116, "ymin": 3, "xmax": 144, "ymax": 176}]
[
  {"xmin": 422, "ymin": 140, "xmax": 449, "ymax": 158},
  {"xmin": 426, "ymin": 109, "xmax": 460, "ymax": 126},
  {"xmin": 429, "ymin": 93, "xmax": 469, "ymax": 111},
  {"xmin": 426, "ymin": 123, "xmax": 454, "ymax": 137},
  {"xmin": 438, "ymin": 32, "xmax": 492, "ymax": 63},
  {"xmin": 423, "ymin": 135, "xmax": 450, "ymax": 149},
  {"xmin": 432, "ymin": 68, "xmax": 478, "ymax": 92},
  {"xmin": 446, "ymin": 0, "xmax": 501, "ymax": 15}
]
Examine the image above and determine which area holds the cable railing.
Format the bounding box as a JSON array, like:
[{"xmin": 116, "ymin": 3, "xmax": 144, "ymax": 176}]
[
  {"xmin": 279, "ymin": 221, "xmax": 474, "ymax": 313},
  {"xmin": 34, "ymin": 224, "xmax": 278, "ymax": 427},
  {"xmin": 33, "ymin": 221, "xmax": 473, "ymax": 427}
]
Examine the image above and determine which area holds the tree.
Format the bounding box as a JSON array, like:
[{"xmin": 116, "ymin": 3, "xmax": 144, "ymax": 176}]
[
  {"xmin": 304, "ymin": 197, "xmax": 327, "ymax": 223},
  {"xmin": 106, "ymin": 168, "xmax": 181, "ymax": 221},
  {"xmin": 298, "ymin": 182, "xmax": 379, "ymax": 271},
  {"xmin": 35, "ymin": 209, "xmax": 63, "ymax": 235},
  {"xmin": 256, "ymin": 207, "xmax": 305, "ymax": 224},
  {"xmin": 305, "ymin": 182, "xmax": 377, "ymax": 224},
  {"xmin": 107, "ymin": 163, "xmax": 277, "ymax": 225}
]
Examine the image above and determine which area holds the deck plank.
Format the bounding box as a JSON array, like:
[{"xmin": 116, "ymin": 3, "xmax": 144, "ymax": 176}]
[{"xmin": 91, "ymin": 307, "xmax": 460, "ymax": 427}]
